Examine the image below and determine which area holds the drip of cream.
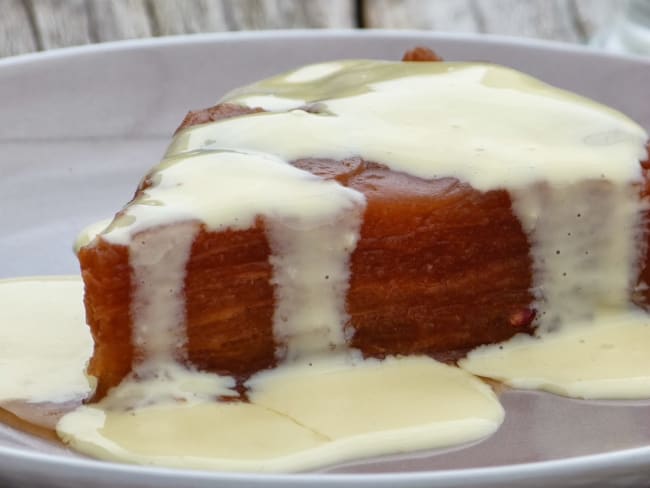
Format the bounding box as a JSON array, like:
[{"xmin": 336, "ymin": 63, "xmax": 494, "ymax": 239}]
[
  {"xmin": 111, "ymin": 222, "xmax": 237, "ymax": 408},
  {"xmin": 129, "ymin": 222, "xmax": 198, "ymax": 365},
  {"xmin": 267, "ymin": 215, "xmax": 361, "ymax": 361},
  {"xmin": 510, "ymin": 182, "xmax": 645, "ymax": 333}
]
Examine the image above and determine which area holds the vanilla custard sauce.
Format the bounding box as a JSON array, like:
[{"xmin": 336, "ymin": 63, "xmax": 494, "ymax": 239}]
[{"xmin": 1, "ymin": 59, "xmax": 649, "ymax": 472}]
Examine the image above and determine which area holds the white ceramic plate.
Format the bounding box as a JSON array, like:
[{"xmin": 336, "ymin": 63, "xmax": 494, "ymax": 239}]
[{"xmin": 1, "ymin": 30, "xmax": 650, "ymax": 488}]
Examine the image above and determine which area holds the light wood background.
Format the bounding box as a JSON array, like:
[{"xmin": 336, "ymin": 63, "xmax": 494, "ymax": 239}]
[{"xmin": 1, "ymin": 0, "xmax": 615, "ymax": 59}]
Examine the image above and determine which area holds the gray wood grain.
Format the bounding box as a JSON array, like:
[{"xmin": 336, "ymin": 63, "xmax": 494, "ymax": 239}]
[
  {"xmin": 147, "ymin": 0, "xmax": 230, "ymax": 35},
  {"xmin": 363, "ymin": 0, "xmax": 614, "ymax": 43},
  {"xmin": 0, "ymin": 0, "xmax": 617, "ymax": 59},
  {"xmin": 0, "ymin": 0, "xmax": 38, "ymax": 56},
  {"xmin": 363, "ymin": 0, "xmax": 479, "ymax": 32},
  {"xmin": 148, "ymin": 0, "xmax": 355, "ymax": 35},
  {"xmin": 28, "ymin": 0, "xmax": 93, "ymax": 49},
  {"xmin": 87, "ymin": 0, "xmax": 152, "ymax": 42},
  {"xmin": 225, "ymin": 0, "xmax": 355, "ymax": 29},
  {"xmin": 571, "ymin": 0, "xmax": 617, "ymax": 40},
  {"xmin": 472, "ymin": 0, "xmax": 581, "ymax": 43},
  {"xmin": 1, "ymin": 0, "xmax": 356, "ymax": 57}
]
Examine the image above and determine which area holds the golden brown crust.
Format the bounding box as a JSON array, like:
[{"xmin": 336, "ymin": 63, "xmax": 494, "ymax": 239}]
[
  {"xmin": 634, "ymin": 143, "xmax": 650, "ymax": 307},
  {"xmin": 185, "ymin": 222, "xmax": 277, "ymax": 378},
  {"xmin": 401, "ymin": 46, "xmax": 443, "ymax": 62},
  {"xmin": 79, "ymin": 241, "xmax": 133, "ymax": 400},
  {"xmin": 175, "ymin": 47, "xmax": 443, "ymax": 136},
  {"xmin": 175, "ymin": 103, "xmax": 265, "ymax": 134},
  {"xmin": 346, "ymin": 164, "xmax": 534, "ymax": 359}
]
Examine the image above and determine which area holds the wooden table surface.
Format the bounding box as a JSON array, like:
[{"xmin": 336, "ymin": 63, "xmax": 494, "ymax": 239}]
[{"xmin": 1, "ymin": 0, "xmax": 615, "ymax": 59}]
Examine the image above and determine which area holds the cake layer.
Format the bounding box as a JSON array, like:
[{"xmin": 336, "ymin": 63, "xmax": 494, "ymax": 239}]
[
  {"xmin": 79, "ymin": 49, "xmax": 650, "ymax": 400},
  {"xmin": 81, "ymin": 157, "xmax": 539, "ymax": 399}
]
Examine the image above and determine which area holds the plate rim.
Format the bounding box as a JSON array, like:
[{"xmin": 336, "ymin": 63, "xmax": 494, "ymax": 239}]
[
  {"xmin": 1, "ymin": 433, "xmax": 650, "ymax": 485},
  {"xmin": 2, "ymin": 29, "xmax": 650, "ymax": 484},
  {"xmin": 1, "ymin": 28, "xmax": 649, "ymax": 68}
]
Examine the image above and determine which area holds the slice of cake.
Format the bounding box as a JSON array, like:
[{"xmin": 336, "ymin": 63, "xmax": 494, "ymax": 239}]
[{"xmin": 77, "ymin": 48, "xmax": 650, "ymax": 400}]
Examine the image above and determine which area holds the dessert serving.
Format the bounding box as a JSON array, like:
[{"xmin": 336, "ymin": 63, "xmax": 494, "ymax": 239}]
[{"xmin": 1, "ymin": 47, "xmax": 650, "ymax": 473}]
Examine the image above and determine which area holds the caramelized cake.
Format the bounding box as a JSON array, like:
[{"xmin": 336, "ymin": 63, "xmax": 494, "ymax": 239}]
[
  {"xmin": 5, "ymin": 47, "xmax": 637, "ymax": 470},
  {"xmin": 77, "ymin": 48, "xmax": 649, "ymax": 400}
]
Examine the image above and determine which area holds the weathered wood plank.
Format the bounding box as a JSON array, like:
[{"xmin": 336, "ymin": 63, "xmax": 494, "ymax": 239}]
[
  {"xmin": 146, "ymin": 0, "xmax": 230, "ymax": 35},
  {"xmin": 87, "ymin": 0, "xmax": 152, "ymax": 42},
  {"xmin": 1, "ymin": 0, "xmax": 616, "ymax": 60},
  {"xmin": 225, "ymin": 0, "xmax": 355, "ymax": 29},
  {"xmin": 571, "ymin": 0, "xmax": 616, "ymax": 41},
  {"xmin": 362, "ymin": 0, "xmax": 610, "ymax": 44},
  {"xmin": 147, "ymin": 0, "xmax": 355, "ymax": 34},
  {"xmin": 0, "ymin": 0, "xmax": 38, "ymax": 57},
  {"xmin": 363, "ymin": 0, "xmax": 479, "ymax": 32},
  {"xmin": 472, "ymin": 0, "xmax": 582, "ymax": 42},
  {"xmin": 28, "ymin": 0, "xmax": 93, "ymax": 49}
]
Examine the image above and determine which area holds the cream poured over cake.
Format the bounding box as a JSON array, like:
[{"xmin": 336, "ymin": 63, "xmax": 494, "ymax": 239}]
[{"xmin": 1, "ymin": 58, "xmax": 649, "ymax": 472}]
